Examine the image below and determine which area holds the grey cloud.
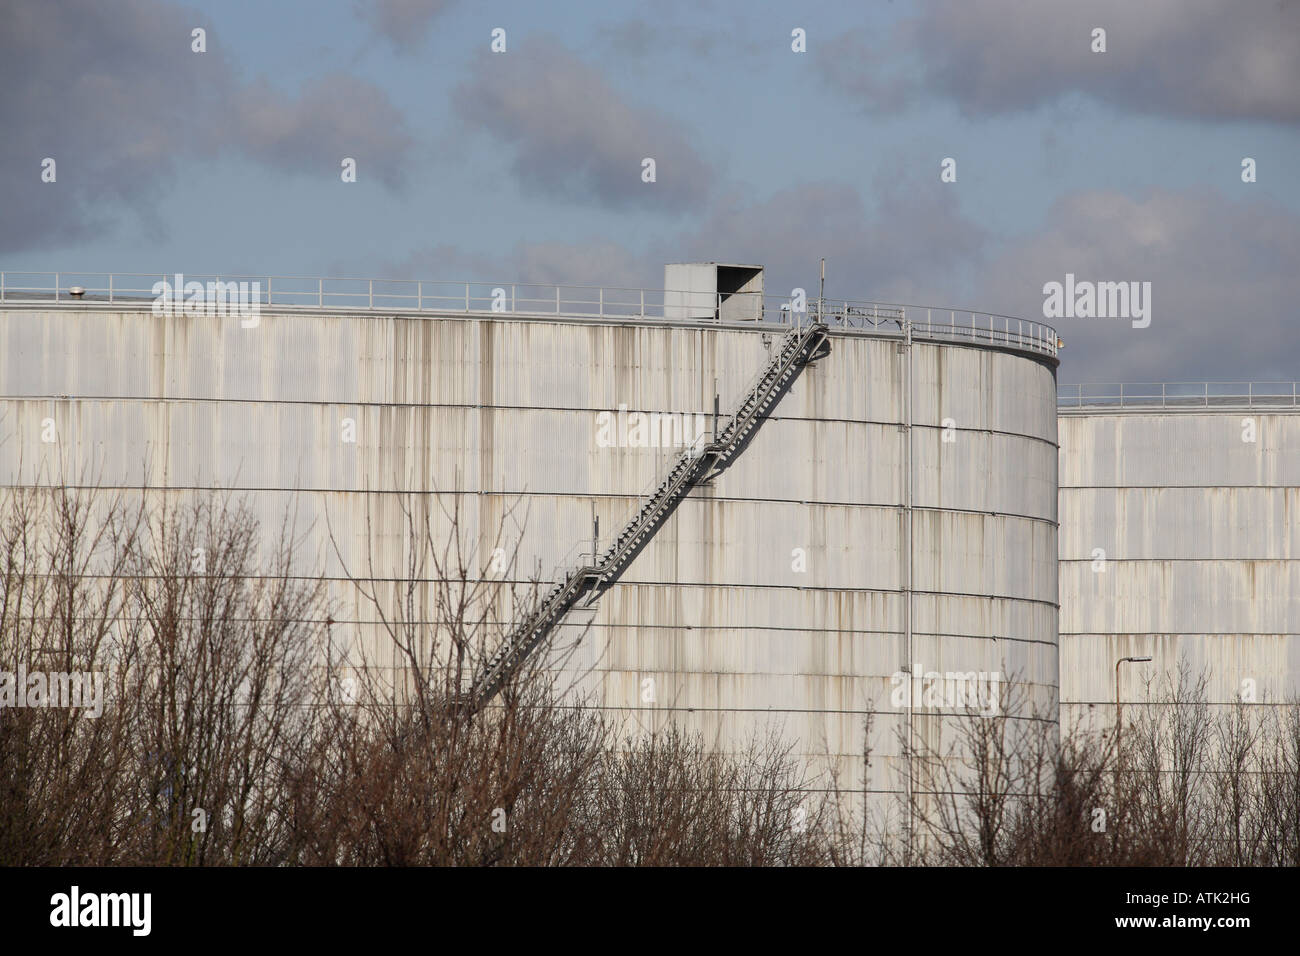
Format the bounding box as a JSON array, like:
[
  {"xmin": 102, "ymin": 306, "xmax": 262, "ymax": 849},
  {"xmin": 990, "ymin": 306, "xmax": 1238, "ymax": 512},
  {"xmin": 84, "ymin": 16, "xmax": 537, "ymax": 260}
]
[
  {"xmin": 973, "ymin": 188, "xmax": 1300, "ymax": 383},
  {"xmin": 597, "ymin": 19, "xmax": 659, "ymax": 59},
  {"xmin": 0, "ymin": 0, "xmax": 228, "ymax": 251},
  {"xmin": 354, "ymin": 0, "xmax": 454, "ymax": 54},
  {"xmin": 818, "ymin": 27, "xmax": 919, "ymax": 114},
  {"xmin": 821, "ymin": 0, "xmax": 1300, "ymax": 124},
  {"xmin": 453, "ymin": 37, "xmax": 713, "ymax": 211},
  {"xmin": 0, "ymin": 0, "xmax": 415, "ymax": 253},
  {"xmin": 390, "ymin": 239, "xmax": 655, "ymax": 290},
  {"xmin": 697, "ymin": 180, "xmax": 1300, "ymax": 386},
  {"xmin": 595, "ymin": 17, "xmax": 718, "ymax": 60},
  {"xmin": 232, "ymin": 74, "xmax": 415, "ymax": 190},
  {"xmin": 504, "ymin": 240, "xmax": 655, "ymax": 288},
  {"xmin": 673, "ymin": 176, "xmax": 988, "ymax": 303},
  {"xmin": 384, "ymin": 178, "xmax": 1300, "ymax": 392},
  {"xmin": 386, "ymin": 175, "xmax": 987, "ymax": 305}
]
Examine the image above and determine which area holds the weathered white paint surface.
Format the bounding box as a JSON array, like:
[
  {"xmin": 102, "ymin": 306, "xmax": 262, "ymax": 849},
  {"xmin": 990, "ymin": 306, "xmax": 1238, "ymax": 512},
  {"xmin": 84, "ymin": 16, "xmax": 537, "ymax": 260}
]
[
  {"xmin": 1, "ymin": 306, "xmax": 1060, "ymax": 797},
  {"xmin": 1058, "ymin": 411, "xmax": 1300, "ymax": 731}
]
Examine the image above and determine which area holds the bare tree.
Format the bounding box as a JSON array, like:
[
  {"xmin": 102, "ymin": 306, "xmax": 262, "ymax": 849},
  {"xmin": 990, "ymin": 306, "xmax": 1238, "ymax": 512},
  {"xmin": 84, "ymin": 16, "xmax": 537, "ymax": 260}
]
[{"xmin": 7, "ymin": 477, "xmax": 1299, "ymax": 867}]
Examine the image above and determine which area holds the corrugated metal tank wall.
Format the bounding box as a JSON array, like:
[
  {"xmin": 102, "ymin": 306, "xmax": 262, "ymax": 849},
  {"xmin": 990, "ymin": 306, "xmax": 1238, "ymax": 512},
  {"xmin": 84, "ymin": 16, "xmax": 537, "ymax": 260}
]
[
  {"xmin": 1058, "ymin": 410, "xmax": 1300, "ymax": 731},
  {"xmin": 0, "ymin": 306, "xmax": 1059, "ymax": 800}
]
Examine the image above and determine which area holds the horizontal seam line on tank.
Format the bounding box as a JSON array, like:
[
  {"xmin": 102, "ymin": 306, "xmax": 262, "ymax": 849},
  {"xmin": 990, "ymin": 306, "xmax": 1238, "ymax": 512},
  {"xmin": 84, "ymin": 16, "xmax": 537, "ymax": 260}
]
[
  {"xmin": 598, "ymin": 586, "xmax": 1060, "ymax": 609},
  {"xmin": 0, "ymin": 570, "xmax": 1058, "ymax": 605},
  {"xmin": 673, "ymin": 495, "xmax": 1059, "ymax": 525},
  {"xmin": 0, "ymin": 484, "xmax": 1060, "ymax": 525},
  {"xmin": 341, "ymin": 624, "xmax": 1057, "ymax": 647},
  {"xmin": 1060, "ymin": 484, "xmax": 1300, "ymax": 490},
  {"xmin": 357, "ymin": 701, "xmax": 1041, "ymax": 714},
  {"xmin": 1061, "ymin": 633, "xmax": 1299, "ymax": 638},
  {"xmin": 21, "ymin": 614, "xmax": 1056, "ymax": 643},
  {"xmin": 555, "ymin": 787, "xmax": 1082, "ymax": 797},
  {"xmin": 1, "ymin": 576, "xmax": 1062, "ymax": 611},
  {"xmin": 548, "ymin": 703, "xmax": 1058, "ymax": 720},
  {"xmin": 1059, "ymin": 557, "xmax": 1299, "ymax": 563},
  {"xmin": 830, "ymin": 788, "xmax": 1052, "ymax": 796},
  {"xmin": 0, "ymin": 396, "xmax": 1059, "ymax": 445},
  {"xmin": 1059, "ymin": 408, "xmax": 1300, "ymax": 415},
  {"xmin": 1064, "ymin": 699, "xmax": 1298, "ymax": 707},
  {"xmin": 556, "ymin": 622, "xmax": 1059, "ymax": 643},
  {"xmin": 181, "ymin": 619, "xmax": 1055, "ymax": 645}
]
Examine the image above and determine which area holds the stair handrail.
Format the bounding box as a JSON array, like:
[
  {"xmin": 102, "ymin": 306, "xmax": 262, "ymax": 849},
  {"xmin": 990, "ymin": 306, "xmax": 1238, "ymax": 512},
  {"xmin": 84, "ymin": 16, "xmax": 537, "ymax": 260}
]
[
  {"xmin": 594, "ymin": 321, "xmax": 820, "ymax": 571},
  {"xmin": 466, "ymin": 319, "xmax": 829, "ymax": 708}
]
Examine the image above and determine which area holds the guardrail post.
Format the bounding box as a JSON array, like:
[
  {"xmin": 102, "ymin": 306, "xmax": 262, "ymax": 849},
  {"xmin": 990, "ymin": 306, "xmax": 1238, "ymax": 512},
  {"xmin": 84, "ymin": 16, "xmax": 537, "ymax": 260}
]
[
  {"xmin": 368, "ymin": 279, "xmax": 373, "ymax": 310},
  {"xmin": 318, "ymin": 278, "xmax": 323, "ymax": 308},
  {"xmin": 1204, "ymin": 383, "xmax": 1208, "ymax": 407},
  {"xmin": 1249, "ymin": 382, "xmax": 1253, "ymax": 406},
  {"xmin": 108, "ymin": 274, "xmax": 113, "ymax": 303},
  {"xmin": 1162, "ymin": 383, "xmax": 1166, "ymax": 408},
  {"xmin": 599, "ymin": 287, "xmax": 604, "ymax": 318},
  {"xmin": 640, "ymin": 288, "xmax": 645, "ymax": 318},
  {"xmin": 55, "ymin": 272, "xmax": 59, "ymax": 302},
  {"xmin": 268, "ymin": 276, "xmax": 273, "ymax": 307}
]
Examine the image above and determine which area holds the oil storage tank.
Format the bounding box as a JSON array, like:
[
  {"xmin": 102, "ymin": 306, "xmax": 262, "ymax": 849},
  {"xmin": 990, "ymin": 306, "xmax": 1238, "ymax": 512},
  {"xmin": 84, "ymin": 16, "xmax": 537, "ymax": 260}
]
[
  {"xmin": 1058, "ymin": 384, "xmax": 1300, "ymax": 730},
  {"xmin": 0, "ymin": 267, "xmax": 1060, "ymax": 812}
]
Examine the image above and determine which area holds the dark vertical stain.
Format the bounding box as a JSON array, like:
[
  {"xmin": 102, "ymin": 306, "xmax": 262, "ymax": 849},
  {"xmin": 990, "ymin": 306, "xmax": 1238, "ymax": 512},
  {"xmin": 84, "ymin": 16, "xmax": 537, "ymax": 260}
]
[{"xmin": 479, "ymin": 319, "xmax": 495, "ymax": 496}]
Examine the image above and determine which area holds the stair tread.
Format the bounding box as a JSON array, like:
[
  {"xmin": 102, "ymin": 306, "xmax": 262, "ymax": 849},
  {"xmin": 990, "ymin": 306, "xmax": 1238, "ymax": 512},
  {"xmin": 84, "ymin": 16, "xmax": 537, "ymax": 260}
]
[{"xmin": 470, "ymin": 324, "xmax": 827, "ymax": 706}]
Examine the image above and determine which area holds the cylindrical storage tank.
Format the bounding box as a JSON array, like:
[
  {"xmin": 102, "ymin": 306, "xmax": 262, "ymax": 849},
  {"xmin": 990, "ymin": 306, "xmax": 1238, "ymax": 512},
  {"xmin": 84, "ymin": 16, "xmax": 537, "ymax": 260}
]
[
  {"xmin": 0, "ymin": 295, "xmax": 1059, "ymax": 814},
  {"xmin": 1058, "ymin": 403, "xmax": 1300, "ymax": 730}
]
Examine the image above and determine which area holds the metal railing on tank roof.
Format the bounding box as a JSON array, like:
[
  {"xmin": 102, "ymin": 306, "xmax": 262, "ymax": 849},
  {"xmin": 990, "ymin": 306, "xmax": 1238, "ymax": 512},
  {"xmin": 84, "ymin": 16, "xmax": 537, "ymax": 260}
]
[
  {"xmin": 1059, "ymin": 382, "xmax": 1300, "ymax": 409},
  {"xmin": 0, "ymin": 270, "xmax": 1058, "ymax": 359}
]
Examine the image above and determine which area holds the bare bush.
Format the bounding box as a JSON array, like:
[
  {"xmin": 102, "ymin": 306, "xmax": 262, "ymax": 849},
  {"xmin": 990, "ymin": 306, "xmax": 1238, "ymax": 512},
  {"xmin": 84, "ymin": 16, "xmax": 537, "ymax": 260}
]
[
  {"xmin": 889, "ymin": 666, "xmax": 1300, "ymax": 866},
  {"xmin": 5, "ymin": 482, "xmax": 1298, "ymax": 867},
  {"xmin": 0, "ymin": 486, "xmax": 325, "ymax": 865}
]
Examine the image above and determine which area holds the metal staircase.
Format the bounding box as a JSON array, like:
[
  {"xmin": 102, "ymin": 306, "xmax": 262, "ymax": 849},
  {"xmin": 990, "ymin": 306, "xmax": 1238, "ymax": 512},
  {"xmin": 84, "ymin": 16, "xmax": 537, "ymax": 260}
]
[{"xmin": 465, "ymin": 319, "xmax": 830, "ymax": 711}]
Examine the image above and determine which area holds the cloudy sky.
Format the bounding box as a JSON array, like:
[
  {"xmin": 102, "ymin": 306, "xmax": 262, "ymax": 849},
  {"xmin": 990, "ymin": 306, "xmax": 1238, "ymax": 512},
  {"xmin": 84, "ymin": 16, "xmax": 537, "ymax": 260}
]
[{"xmin": 3, "ymin": 0, "xmax": 1298, "ymax": 384}]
